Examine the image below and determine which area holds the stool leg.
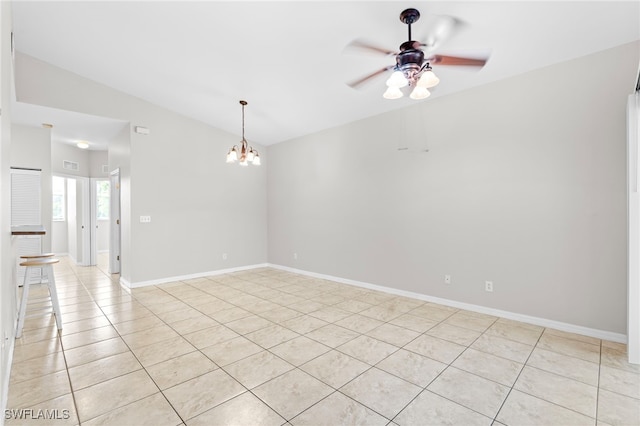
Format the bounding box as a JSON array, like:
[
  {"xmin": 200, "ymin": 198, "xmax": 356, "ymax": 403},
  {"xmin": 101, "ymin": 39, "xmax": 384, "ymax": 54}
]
[
  {"xmin": 46, "ymin": 264, "xmax": 63, "ymax": 331},
  {"xmin": 16, "ymin": 267, "xmax": 32, "ymax": 338}
]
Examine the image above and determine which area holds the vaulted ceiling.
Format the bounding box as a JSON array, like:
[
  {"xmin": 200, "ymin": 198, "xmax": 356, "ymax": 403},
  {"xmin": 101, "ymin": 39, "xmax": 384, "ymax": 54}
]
[{"xmin": 10, "ymin": 1, "xmax": 640, "ymax": 150}]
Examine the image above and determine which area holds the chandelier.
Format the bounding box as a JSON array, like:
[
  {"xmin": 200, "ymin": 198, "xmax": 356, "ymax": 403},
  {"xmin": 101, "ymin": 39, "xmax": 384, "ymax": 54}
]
[{"xmin": 226, "ymin": 100, "xmax": 260, "ymax": 166}]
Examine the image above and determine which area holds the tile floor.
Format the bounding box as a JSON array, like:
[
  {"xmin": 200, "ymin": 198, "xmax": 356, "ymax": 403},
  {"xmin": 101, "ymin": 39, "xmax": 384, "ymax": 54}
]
[{"xmin": 6, "ymin": 256, "xmax": 640, "ymax": 425}]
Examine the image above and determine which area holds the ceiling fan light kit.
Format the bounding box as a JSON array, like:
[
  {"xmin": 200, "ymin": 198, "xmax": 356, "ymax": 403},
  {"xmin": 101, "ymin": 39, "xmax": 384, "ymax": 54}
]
[
  {"xmin": 348, "ymin": 8, "xmax": 489, "ymax": 101},
  {"xmin": 226, "ymin": 100, "xmax": 260, "ymax": 166}
]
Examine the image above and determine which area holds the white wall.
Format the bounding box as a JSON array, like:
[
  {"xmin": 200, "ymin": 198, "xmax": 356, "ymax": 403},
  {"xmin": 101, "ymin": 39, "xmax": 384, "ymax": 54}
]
[
  {"xmin": 0, "ymin": 0, "xmax": 14, "ymax": 414},
  {"xmin": 10, "ymin": 124, "xmax": 52, "ymax": 252},
  {"xmin": 15, "ymin": 52, "xmax": 268, "ymax": 285},
  {"xmin": 268, "ymin": 41, "xmax": 640, "ymax": 335}
]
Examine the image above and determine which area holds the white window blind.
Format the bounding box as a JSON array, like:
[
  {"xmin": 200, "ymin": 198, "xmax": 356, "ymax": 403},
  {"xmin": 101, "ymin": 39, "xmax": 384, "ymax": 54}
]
[{"xmin": 10, "ymin": 168, "xmax": 41, "ymax": 226}]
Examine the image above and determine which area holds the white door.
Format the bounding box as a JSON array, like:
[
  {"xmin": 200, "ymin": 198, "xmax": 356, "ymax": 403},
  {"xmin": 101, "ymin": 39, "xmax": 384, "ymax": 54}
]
[
  {"xmin": 90, "ymin": 178, "xmax": 110, "ymax": 267},
  {"xmin": 109, "ymin": 170, "xmax": 121, "ymax": 274}
]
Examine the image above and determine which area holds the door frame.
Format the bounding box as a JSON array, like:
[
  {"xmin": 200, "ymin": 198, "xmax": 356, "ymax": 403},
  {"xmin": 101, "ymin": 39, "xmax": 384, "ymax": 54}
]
[{"xmin": 109, "ymin": 169, "xmax": 121, "ymax": 274}]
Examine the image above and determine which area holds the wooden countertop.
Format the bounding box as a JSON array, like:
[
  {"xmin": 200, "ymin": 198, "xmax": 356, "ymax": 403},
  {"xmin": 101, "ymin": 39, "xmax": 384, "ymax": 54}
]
[{"xmin": 11, "ymin": 225, "xmax": 46, "ymax": 235}]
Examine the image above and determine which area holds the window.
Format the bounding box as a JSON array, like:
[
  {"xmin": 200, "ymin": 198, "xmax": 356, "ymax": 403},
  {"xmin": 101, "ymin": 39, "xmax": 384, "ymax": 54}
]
[
  {"xmin": 52, "ymin": 176, "xmax": 65, "ymax": 221},
  {"xmin": 96, "ymin": 180, "xmax": 110, "ymax": 220}
]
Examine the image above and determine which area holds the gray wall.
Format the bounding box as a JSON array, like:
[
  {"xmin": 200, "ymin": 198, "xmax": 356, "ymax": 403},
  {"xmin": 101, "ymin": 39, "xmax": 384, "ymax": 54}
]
[
  {"xmin": 268, "ymin": 41, "xmax": 640, "ymax": 334},
  {"xmin": 15, "ymin": 52, "xmax": 268, "ymax": 285}
]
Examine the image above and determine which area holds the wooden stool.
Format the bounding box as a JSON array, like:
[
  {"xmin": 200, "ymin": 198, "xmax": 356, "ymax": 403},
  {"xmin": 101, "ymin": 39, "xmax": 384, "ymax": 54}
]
[
  {"xmin": 16, "ymin": 258, "xmax": 62, "ymax": 338},
  {"xmin": 18, "ymin": 253, "xmax": 56, "ymax": 286}
]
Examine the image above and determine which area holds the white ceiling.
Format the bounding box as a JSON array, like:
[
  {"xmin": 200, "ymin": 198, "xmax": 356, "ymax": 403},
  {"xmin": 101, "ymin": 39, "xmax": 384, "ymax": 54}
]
[{"xmin": 10, "ymin": 1, "xmax": 640, "ymax": 150}]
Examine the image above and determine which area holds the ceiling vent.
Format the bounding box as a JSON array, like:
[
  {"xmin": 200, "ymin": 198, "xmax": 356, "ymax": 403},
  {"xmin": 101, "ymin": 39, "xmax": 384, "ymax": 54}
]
[
  {"xmin": 63, "ymin": 160, "xmax": 79, "ymax": 171},
  {"xmin": 102, "ymin": 165, "xmax": 109, "ymax": 174}
]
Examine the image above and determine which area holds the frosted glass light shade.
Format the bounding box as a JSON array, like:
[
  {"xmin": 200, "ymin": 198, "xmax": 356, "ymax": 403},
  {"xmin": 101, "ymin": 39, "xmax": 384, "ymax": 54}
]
[
  {"xmin": 226, "ymin": 148, "xmax": 238, "ymax": 163},
  {"xmin": 410, "ymin": 86, "xmax": 430, "ymax": 100},
  {"xmin": 246, "ymin": 150, "xmax": 255, "ymax": 162},
  {"xmin": 417, "ymin": 69, "xmax": 439, "ymax": 88},
  {"xmin": 252, "ymin": 154, "xmax": 261, "ymax": 166},
  {"xmin": 383, "ymin": 86, "xmax": 403, "ymax": 99},
  {"xmin": 386, "ymin": 71, "xmax": 408, "ymax": 88}
]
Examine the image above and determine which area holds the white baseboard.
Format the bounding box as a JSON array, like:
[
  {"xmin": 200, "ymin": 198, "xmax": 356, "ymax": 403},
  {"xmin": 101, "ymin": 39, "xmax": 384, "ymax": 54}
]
[
  {"xmin": 268, "ymin": 263, "xmax": 627, "ymax": 344},
  {"xmin": 1, "ymin": 324, "xmax": 16, "ymax": 426},
  {"xmin": 122, "ymin": 263, "xmax": 270, "ymax": 289}
]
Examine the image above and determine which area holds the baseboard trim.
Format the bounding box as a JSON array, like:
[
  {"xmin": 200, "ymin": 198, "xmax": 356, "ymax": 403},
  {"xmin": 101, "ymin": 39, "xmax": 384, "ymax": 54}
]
[
  {"xmin": 1, "ymin": 325, "xmax": 16, "ymax": 426},
  {"xmin": 267, "ymin": 263, "xmax": 627, "ymax": 344},
  {"xmin": 122, "ymin": 263, "xmax": 270, "ymax": 288}
]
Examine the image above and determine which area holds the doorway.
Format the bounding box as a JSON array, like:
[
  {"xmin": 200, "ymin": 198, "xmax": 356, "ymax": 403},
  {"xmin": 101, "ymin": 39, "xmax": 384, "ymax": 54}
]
[{"xmin": 90, "ymin": 178, "xmax": 110, "ymax": 272}]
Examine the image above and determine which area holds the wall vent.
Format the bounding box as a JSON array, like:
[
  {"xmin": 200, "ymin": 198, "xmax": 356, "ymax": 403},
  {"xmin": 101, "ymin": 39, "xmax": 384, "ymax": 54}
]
[
  {"xmin": 102, "ymin": 165, "xmax": 109, "ymax": 174},
  {"xmin": 63, "ymin": 160, "xmax": 79, "ymax": 171}
]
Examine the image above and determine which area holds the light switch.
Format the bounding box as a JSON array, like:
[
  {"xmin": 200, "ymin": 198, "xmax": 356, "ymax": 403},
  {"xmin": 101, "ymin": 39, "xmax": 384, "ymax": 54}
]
[{"xmin": 140, "ymin": 216, "xmax": 151, "ymax": 223}]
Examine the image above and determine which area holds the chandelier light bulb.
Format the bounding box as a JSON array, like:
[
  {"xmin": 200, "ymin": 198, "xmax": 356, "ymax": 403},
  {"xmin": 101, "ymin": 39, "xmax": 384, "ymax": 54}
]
[
  {"xmin": 226, "ymin": 147, "xmax": 238, "ymax": 163},
  {"xmin": 383, "ymin": 86, "xmax": 403, "ymax": 99},
  {"xmin": 246, "ymin": 149, "xmax": 255, "ymax": 162},
  {"xmin": 386, "ymin": 71, "xmax": 408, "ymax": 88},
  {"xmin": 410, "ymin": 86, "xmax": 431, "ymax": 100},
  {"xmin": 252, "ymin": 153, "xmax": 261, "ymax": 166},
  {"xmin": 417, "ymin": 69, "xmax": 440, "ymax": 88}
]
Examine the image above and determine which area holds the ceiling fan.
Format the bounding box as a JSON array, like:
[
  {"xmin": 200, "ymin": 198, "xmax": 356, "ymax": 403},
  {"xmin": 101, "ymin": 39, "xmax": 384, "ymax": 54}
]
[{"xmin": 347, "ymin": 8, "xmax": 490, "ymax": 100}]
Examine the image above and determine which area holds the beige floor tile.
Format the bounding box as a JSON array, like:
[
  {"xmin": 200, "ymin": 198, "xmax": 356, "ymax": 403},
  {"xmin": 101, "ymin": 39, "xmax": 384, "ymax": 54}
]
[
  {"xmin": 300, "ymin": 350, "xmax": 370, "ymax": 388},
  {"xmin": 428, "ymin": 367, "xmax": 510, "ymax": 418},
  {"xmin": 305, "ymin": 324, "xmax": 360, "ymax": 348},
  {"xmin": 337, "ymin": 335, "xmax": 398, "ymax": 365},
  {"xmin": 527, "ymin": 347, "xmax": 599, "ymax": 386},
  {"xmin": 12, "ymin": 337, "xmax": 62, "ymax": 362},
  {"xmin": 146, "ymin": 351, "xmax": 218, "ymax": 390},
  {"xmin": 5, "ymin": 393, "xmax": 78, "ymax": 426},
  {"xmin": 245, "ymin": 323, "xmax": 299, "ymax": 348},
  {"xmin": 470, "ymin": 334, "xmax": 534, "ymax": 363},
  {"xmin": 83, "ymin": 392, "xmax": 181, "ymax": 426},
  {"xmin": 60, "ymin": 325, "xmax": 119, "ymax": 350},
  {"xmin": 484, "ymin": 321, "xmax": 543, "ymax": 345},
  {"xmin": 207, "ymin": 306, "xmax": 254, "ymax": 323},
  {"xmin": 132, "ymin": 335, "xmax": 196, "ymax": 367},
  {"xmin": 187, "ymin": 391, "xmax": 285, "ymax": 426},
  {"xmin": 599, "ymin": 365, "xmax": 640, "ymax": 399},
  {"xmin": 64, "ymin": 337, "xmax": 129, "ymax": 368},
  {"xmin": 13, "ymin": 325, "xmax": 59, "ymax": 345},
  {"xmin": 291, "ymin": 391, "xmax": 387, "ymax": 426},
  {"xmin": 225, "ymin": 315, "xmax": 273, "ymax": 334},
  {"xmin": 333, "ymin": 300, "xmax": 374, "ymax": 314},
  {"xmin": 514, "ymin": 366, "xmax": 597, "ymax": 417},
  {"xmin": 163, "ymin": 369, "xmax": 245, "ymax": 420},
  {"xmin": 389, "ymin": 313, "xmax": 438, "ymax": 333},
  {"xmin": 409, "ymin": 305, "xmax": 456, "ymax": 322},
  {"xmin": 395, "ymin": 390, "xmax": 493, "ymax": 426},
  {"xmin": 496, "ymin": 390, "xmax": 595, "ymax": 426},
  {"xmin": 536, "ymin": 333, "xmax": 600, "ymax": 363},
  {"xmin": 334, "ymin": 314, "xmax": 384, "ymax": 334},
  {"xmin": 183, "ymin": 324, "xmax": 240, "ymax": 349},
  {"xmin": 201, "ymin": 336, "xmax": 263, "ymax": 366},
  {"xmin": 308, "ymin": 306, "xmax": 353, "ymax": 323},
  {"xmin": 366, "ymin": 323, "xmax": 421, "ymax": 347},
  {"xmin": 452, "ymin": 348, "xmax": 524, "ymax": 386},
  {"xmin": 7, "ymin": 370, "xmax": 71, "ymax": 409},
  {"xmin": 443, "ymin": 312, "xmax": 497, "ymax": 333},
  {"xmin": 426, "ymin": 323, "xmax": 482, "ymax": 346},
  {"xmin": 601, "ymin": 345, "xmax": 640, "ymax": 374},
  {"xmin": 281, "ymin": 315, "xmax": 329, "ymax": 334},
  {"xmin": 597, "ymin": 388, "xmax": 640, "ymax": 426},
  {"xmin": 253, "ymin": 369, "xmax": 334, "ymax": 420},
  {"xmin": 155, "ymin": 306, "xmax": 202, "ymax": 324},
  {"xmin": 544, "ymin": 328, "xmax": 601, "ymax": 346},
  {"xmin": 112, "ymin": 314, "xmax": 166, "ymax": 335},
  {"xmin": 287, "ymin": 300, "xmax": 327, "ymax": 314},
  {"xmin": 68, "ymin": 351, "xmax": 142, "ymax": 390},
  {"xmin": 259, "ymin": 306, "xmax": 303, "ymax": 323},
  {"xmin": 224, "ymin": 350, "xmax": 294, "ymax": 389},
  {"xmin": 74, "ymin": 369, "xmax": 159, "ymax": 422},
  {"xmin": 168, "ymin": 314, "xmax": 219, "ymax": 335},
  {"xmin": 376, "ymin": 349, "xmax": 447, "ymax": 387},
  {"xmin": 60, "ymin": 315, "xmax": 112, "ymax": 335},
  {"xmin": 9, "ymin": 351, "xmax": 67, "ymax": 384},
  {"xmin": 404, "ymin": 334, "xmax": 466, "ymax": 364},
  {"xmin": 121, "ymin": 324, "xmax": 180, "ymax": 350},
  {"xmin": 341, "ymin": 367, "xmax": 422, "ymax": 419},
  {"xmin": 269, "ymin": 336, "xmax": 331, "ymax": 366}
]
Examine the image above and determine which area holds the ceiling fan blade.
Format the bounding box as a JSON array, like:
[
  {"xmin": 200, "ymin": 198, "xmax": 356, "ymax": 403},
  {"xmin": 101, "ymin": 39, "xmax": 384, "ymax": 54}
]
[
  {"xmin": 418, "ymin": 14, "xmax": 466, "ymax": 53},
  {"xmin": 344, "ymin": 39, "xmax": 397, "ymax": 56},
  {"xmin": 429, "ymin": 54, "xmax": 489, "ymax": 67},
  {"xmin": 347, "ymin": 66, "xmax": 394, "ymax": 89}
]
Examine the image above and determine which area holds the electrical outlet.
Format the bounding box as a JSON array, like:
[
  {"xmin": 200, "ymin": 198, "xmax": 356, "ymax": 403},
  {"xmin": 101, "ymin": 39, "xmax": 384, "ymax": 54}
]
[
  {"xmin": 444, "ymin": 275, "xmax": 451, "ymax": 284},
  {"xmin": 293, "ymin": 253, "xmax": 298, "ymax": 260},
  {"xmin": 222, "ymin": 253, "xmax": 228, "ymax": 260},
  {"xmin": 485, "ymin": 281, "xmax": 494, "ymax": 292}
]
